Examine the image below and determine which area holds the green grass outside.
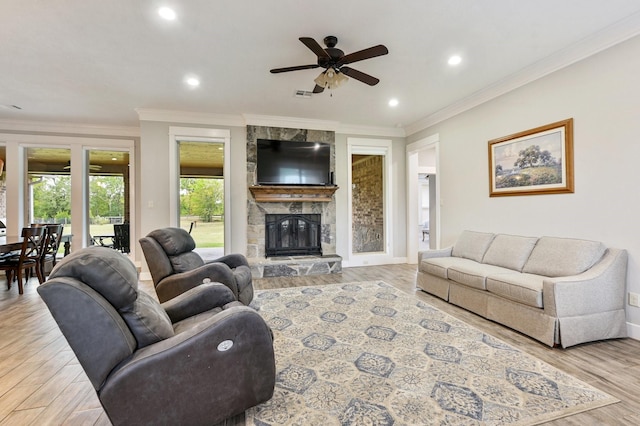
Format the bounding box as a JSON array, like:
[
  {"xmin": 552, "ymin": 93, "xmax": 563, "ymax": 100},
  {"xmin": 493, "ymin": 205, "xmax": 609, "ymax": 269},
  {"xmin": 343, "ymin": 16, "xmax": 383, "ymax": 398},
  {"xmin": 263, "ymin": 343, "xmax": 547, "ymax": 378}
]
[
  {"xmin": 179, "ymin": 220, "xmax": 224, "ymax": 247},
  {"xmin": 58, "ymin": 220, "xmax": 224, "ymax": 253}
]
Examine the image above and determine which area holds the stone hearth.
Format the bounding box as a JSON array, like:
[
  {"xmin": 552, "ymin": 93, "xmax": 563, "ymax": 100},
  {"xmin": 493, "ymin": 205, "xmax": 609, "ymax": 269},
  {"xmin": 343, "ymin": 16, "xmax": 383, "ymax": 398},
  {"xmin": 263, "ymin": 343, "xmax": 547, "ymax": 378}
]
[{"xmin": 250, "ymin": 254, "xmax": 342, "ymax": 278}]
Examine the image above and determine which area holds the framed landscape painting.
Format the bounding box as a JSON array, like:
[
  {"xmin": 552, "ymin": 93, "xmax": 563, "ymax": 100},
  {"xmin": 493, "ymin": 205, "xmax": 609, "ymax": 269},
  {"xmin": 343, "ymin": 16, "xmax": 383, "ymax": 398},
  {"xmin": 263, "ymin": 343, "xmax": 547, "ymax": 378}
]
[{"xmin": 488, "ymin": 118, "xmax": 574, "ymax": 197}]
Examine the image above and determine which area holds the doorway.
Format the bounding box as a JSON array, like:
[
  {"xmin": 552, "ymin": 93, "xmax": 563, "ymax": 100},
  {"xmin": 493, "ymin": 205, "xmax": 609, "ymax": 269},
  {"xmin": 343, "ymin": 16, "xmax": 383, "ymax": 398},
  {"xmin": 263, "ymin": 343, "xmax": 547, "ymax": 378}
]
[
  {"xmin": 347, "ymin": 138, "xmax": 393, "ymax": 266},
  {"xmin": 178, "ymin": 140, "xmax": 225, "ymax": 259},
  {"xmin": 169, "ymin": 126, "xmax": 231, "ymax": 261},
  {"xmin": 87, "ymin": 149, "xmax": 130, "ymax": 252},
  {"xmin": 406, "ymin": 134, "xmax": 439, "ymax": 264}
]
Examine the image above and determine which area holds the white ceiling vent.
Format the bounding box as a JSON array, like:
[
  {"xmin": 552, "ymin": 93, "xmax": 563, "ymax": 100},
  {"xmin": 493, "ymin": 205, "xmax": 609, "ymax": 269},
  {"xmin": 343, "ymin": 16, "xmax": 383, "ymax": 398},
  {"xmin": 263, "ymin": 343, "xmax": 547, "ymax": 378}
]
[{"xmin": 294, "ymin": 90, "xmax": 313, "ymax": 98}]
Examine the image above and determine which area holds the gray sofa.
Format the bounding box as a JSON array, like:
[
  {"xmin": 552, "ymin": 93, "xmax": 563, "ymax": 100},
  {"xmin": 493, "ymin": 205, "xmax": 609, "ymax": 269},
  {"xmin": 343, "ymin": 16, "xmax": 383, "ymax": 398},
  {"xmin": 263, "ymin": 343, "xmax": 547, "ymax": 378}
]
[{"xmin": 417, "ymin": 230, "xmax": 628, "ymax": 348}]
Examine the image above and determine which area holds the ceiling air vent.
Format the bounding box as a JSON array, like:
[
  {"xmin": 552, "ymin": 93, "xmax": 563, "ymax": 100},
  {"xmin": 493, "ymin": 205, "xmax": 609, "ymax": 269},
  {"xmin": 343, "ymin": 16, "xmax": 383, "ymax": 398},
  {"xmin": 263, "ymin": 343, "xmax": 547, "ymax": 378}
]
[
  {"xmin": 294, "ymin": 90, "xmax": 313, "ymax": 98},
  {"xmin": 0, "ymin": 104, "xmax": 22, "ymax": 110}
]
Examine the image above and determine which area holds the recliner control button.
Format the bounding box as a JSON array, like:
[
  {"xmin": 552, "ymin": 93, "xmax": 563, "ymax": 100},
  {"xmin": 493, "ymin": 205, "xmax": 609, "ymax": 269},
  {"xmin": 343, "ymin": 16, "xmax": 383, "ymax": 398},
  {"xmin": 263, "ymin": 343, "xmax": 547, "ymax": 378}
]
[{"xmin": 217, "ymin": 340, "xmax": 233, "ymax": 351}]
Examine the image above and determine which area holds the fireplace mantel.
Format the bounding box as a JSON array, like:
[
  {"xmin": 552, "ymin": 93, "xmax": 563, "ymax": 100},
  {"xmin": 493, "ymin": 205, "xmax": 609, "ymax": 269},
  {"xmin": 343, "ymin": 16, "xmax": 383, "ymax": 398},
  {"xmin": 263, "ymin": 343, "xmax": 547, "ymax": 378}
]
[{"xmin": 249, "ymin": 185, "xmax": 339, "ymax": 202}]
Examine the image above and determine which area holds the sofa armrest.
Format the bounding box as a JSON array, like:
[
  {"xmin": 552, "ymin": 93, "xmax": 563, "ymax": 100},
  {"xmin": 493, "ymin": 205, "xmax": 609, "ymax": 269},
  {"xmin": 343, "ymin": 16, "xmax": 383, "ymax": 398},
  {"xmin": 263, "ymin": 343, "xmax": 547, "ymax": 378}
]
[
  {"xmin": 99, "ymin": 307, "xmax": 275, "ymax": 425},
  {"xmin": 161, "ymin": 283, "xmax": 236, "ymax": 323},
  {"xmin": 418, "ymin": 247, "xmax": 453, "ymax": 263},
  {"xmin": 155, "ymin": 262, "xmax": 237, "ymax": 303},
  {"xmin": 543, "ymin": 248, "xmax": 628, "ymax": 317}
]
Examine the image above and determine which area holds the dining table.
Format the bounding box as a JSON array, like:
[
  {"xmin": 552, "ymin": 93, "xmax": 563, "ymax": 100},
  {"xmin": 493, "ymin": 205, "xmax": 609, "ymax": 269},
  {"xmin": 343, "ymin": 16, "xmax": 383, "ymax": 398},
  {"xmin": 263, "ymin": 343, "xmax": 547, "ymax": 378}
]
[
  {"xmin": 0, "ymin": 234, "xmax": 73, "ymax": 255},
  {"xmin": 0, "ymin": 235, "xmax": 24, "ymax": 254}
]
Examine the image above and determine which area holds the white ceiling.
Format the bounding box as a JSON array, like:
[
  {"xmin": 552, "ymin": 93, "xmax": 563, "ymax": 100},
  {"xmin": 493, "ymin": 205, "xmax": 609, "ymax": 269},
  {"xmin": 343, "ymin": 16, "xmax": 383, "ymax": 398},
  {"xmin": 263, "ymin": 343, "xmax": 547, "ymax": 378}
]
[{"xmin": 2, "ymin": 1, "xmax": 640, "ymax": 133}]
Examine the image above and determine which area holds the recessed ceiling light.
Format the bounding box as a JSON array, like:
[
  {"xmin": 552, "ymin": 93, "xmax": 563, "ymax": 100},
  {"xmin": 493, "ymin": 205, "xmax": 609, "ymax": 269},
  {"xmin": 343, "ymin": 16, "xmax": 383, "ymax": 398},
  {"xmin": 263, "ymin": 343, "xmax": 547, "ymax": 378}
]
[
  {"xmin": 448, "ymin": 55, "xmax": 462, "ymax": 66},
  {"xmin": 158, "ymin": 7, "xmax": 176, "ymax": 21},
  {"xmin": 388, "ymin": 98, "xmax": 399, "ymax": 107},
  {"xmin": 185, "ymin": 77, "xmax": 200, "ymax": 87}
]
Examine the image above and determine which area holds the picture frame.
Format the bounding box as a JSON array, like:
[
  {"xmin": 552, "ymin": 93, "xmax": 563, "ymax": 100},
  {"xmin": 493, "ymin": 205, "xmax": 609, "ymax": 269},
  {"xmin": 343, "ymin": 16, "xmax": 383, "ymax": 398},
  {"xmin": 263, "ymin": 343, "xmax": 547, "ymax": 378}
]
[{"xmin": 488, "ymin": 118, "xmax": 574, "ymax": 197}]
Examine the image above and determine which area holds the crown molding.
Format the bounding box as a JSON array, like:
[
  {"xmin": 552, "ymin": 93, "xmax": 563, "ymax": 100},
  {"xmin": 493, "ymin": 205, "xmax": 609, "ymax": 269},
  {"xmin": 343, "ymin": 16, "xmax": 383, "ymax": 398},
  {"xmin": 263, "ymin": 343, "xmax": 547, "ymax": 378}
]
[
  {"xmin": 243, "ymin": 114, "xmax": 340, "ymax": 132},
  {"xmin": 0, "ymin": 119, "xmax": 139, "ymax": 137},
  {"xmin": 405, "ymin": 12, "xmax": 640, "ymax": 136},
  {"xmin": 336, "ymin": 123, "xmax": 405, "ymax": 138},
  {"xmin": 135, "ymin": 108, "xmax": 246, "ymax": 127},
  {"xmin": 243, "ymin": 114, "xmax": 405, "ymax": 137}
]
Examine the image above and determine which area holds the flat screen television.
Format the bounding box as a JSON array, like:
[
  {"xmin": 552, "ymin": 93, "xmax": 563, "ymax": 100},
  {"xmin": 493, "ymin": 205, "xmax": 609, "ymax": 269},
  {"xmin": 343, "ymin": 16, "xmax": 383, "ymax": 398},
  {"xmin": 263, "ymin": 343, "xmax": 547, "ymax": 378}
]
[{"xmin": 256, "ymin": 139, "xmax": 332, "ymax": 186}]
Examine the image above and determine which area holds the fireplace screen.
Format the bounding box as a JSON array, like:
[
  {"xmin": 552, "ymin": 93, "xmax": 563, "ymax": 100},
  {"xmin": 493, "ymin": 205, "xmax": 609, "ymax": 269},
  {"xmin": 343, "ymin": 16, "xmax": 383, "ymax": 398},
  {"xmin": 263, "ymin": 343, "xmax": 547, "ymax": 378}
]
[{"xmin": 265, "ymin": 214, "xmax": 322, "ymax": 257}]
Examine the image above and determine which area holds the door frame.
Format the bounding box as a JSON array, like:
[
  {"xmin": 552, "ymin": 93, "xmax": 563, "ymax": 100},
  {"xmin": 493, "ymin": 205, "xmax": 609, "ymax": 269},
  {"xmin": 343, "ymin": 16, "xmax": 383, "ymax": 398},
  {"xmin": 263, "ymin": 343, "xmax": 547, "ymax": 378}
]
[
  {"xmin": 406, "ymin": 133, "xmax": 440, "ymax": 263},
  {"xmin": 346, "ymin": 137, "xmax": 393, "ymax": 267},
  {"xmin": 0, "ymin": 133, "xmax": 135, "ymax": 256},
  {"xmin": 168, "ymin": 126, "xmax": 231, "ymax": 253}
]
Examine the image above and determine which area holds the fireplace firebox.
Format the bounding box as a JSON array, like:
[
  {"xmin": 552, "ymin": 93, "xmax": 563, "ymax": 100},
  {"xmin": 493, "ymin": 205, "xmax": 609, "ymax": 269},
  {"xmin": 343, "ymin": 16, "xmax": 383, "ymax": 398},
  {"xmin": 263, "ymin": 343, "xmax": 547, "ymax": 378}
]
[{"xmin": 265, "ymin": 214, "xmax": 322, "ymax": 257}]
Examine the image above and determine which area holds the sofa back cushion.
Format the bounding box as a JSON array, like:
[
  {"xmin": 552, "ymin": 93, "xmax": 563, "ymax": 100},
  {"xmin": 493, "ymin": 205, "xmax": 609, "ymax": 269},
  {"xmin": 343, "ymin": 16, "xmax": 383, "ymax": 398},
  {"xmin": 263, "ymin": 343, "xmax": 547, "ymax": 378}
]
[
  {"xmin": 482, "ymin": 234, "xmax": 538, "ymax": 271},
  {"xmin": 451, "ymin": 231, "xmax": 495, "ymax": 262},
  {"xmin": 522, "ymin": 236, "xmax": 606, "ymax": 277}
]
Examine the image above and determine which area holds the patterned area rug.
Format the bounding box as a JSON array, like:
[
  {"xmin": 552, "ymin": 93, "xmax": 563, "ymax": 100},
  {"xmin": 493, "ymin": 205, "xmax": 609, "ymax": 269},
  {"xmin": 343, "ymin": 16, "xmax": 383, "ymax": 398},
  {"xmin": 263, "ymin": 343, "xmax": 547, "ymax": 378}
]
[{"xmin": 246, "ymin": 281, "xmax": 617, "ymax": 425}]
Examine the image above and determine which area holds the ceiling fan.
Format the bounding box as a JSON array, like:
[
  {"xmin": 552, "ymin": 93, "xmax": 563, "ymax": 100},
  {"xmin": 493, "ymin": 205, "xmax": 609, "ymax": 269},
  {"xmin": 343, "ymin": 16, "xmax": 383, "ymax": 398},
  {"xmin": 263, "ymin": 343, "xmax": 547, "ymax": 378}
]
[{"xmin": 270, "ymin": 36, "xmax": 388, "ymax": 93}]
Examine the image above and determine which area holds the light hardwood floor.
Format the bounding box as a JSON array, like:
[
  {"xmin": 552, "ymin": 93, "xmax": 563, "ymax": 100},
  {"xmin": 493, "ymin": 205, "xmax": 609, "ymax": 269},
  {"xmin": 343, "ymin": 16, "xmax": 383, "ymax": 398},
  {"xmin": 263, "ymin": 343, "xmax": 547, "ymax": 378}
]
[{"xmin": 1, "ymin": 264, "xmax": 639, "ymax": 425}]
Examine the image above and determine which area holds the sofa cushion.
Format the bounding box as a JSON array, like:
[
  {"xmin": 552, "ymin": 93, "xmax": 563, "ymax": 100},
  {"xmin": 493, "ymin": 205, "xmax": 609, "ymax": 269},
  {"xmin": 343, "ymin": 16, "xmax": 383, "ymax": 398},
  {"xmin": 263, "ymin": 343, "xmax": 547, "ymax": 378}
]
[
  {"xmin": 120, "ymin": 291, "xmax": 175, "ymax": 348},
  {"xmin": 448, "ymin": 263, "xmax": 514, "ymax": 290},
  {"xmin": 421, "ymin": 257, "xmax": 479, "ymax": 279},
  {"xmin": 486, "ymin": 273, "xmax": 545, "ymax": 308},
  {"xmin": 451, "ymin": 231, "xmax": 495, "ymax": 263},
  {"xmin": 482, "ymin": 234, "xmax": 538, "ymax": 271},
  {"xmin": 522, "ymin": 237, "xmax": 606, "ymax": 277}
]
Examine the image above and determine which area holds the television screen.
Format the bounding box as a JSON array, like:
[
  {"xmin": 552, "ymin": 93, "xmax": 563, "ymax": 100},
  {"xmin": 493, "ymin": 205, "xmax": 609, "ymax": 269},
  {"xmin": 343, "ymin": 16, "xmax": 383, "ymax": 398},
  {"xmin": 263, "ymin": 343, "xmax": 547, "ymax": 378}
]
[{"xmin": 257, "ymin": 139, "xmax": 331, "ymax": 185}]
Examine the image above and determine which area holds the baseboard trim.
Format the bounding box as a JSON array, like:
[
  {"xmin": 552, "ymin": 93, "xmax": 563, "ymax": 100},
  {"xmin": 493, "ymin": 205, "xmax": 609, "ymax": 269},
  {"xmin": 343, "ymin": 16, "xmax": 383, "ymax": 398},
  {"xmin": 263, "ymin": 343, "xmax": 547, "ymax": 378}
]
[{"xmin": 626, "ymin": 321, "xmax": 640, "ymax": 341}]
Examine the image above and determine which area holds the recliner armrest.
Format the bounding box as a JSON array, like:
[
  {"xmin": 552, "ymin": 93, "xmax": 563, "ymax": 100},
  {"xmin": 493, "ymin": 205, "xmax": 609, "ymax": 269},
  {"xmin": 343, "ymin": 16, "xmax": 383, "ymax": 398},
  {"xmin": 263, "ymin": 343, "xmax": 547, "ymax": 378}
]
[
  {"xmin": 161, "ymin": 282, "xmax": 236, "ymax": 323},
  {"xmin": 205, "ymin": 253, "xmax": 249, "ymax": 269},
  {"xmin": 154, "ymin": 262, "xmax": 237, "ymax": 303}
]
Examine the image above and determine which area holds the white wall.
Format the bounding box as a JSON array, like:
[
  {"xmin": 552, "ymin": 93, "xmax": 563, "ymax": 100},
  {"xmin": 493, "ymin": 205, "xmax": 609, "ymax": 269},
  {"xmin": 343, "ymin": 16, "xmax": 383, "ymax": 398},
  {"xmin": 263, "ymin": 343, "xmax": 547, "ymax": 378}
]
[
  {"xmin": 138, "ymin": 121, "xmax": 247, "ymax": 264},
  {"xmin": 408, "ymin": 34, "xmax": 640, "ymax": 333}
]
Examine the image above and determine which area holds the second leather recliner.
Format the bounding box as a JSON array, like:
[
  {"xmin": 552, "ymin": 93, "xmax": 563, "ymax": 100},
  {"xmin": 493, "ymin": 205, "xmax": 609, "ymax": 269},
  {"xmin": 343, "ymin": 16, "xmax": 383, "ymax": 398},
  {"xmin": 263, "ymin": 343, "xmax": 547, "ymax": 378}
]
[{"xmin": 139, "ymin": 227, "xmax": 254, "ymax": 304}]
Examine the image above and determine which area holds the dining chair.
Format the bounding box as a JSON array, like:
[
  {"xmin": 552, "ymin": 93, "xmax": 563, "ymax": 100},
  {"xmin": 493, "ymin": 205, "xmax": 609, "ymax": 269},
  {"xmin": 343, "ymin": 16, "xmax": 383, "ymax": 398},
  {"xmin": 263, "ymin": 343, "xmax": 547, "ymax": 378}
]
[
  {"xmin": 113, "ymin": 223, "xmax": 130, "ymax": 253},
  {"xmin": 0, "ymin": 226, "xmax": 48, "ymax": 294},
  {"xmin": 40, "ymin": 223, "xmax": 64, "ymax": 278}
]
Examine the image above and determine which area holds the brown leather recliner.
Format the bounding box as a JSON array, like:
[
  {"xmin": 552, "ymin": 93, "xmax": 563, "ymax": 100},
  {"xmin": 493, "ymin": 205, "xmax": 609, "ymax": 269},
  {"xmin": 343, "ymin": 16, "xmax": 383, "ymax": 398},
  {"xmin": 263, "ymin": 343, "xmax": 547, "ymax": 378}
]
[
  {"xmin": 38, "ymin": 247, "xmax": 275, "ymax": 426},
  {"xmin": 139, "ymin": 227, "xmax": 253, "ymax": 304}
]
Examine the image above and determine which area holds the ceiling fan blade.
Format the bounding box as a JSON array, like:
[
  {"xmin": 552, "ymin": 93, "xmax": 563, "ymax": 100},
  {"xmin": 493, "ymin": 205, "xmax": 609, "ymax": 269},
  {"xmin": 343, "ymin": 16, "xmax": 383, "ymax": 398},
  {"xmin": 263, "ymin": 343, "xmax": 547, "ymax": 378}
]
[
  {"xmin": 312, "ymin": 84, "xmax": 325, "ymax": 94},
  {"xmin": 299, "ymin": 37, "xmax": 331, "ymax": 59},
  {"xmin": 339, "ymin": 44, "xmax": 388, "ymax": 65},
  {"xmin": 340, "ymin": 67, "xmax": 380, "ymax": 86},
  {"xmin": 270, "ymin": 64, "xmax": 320, "ymax": 74}
]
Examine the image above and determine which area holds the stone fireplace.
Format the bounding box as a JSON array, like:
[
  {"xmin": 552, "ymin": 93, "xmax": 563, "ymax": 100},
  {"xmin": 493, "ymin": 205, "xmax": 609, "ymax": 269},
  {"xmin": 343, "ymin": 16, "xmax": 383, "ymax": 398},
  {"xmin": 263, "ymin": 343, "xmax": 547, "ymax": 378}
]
[{"xmin": 246, "ymin": 125, "xmax": 341, "ymax": 278}]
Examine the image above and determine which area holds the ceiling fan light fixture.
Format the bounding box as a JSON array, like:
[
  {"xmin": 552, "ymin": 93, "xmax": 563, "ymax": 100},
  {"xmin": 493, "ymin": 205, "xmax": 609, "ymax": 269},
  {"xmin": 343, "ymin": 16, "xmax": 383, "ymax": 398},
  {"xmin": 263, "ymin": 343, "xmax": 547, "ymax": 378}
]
[{"xmin": 314, "ymin": 68, "xmax": 348, "ymax": 90}]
